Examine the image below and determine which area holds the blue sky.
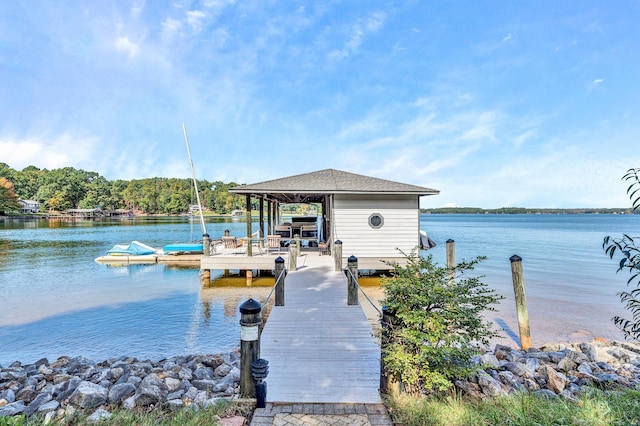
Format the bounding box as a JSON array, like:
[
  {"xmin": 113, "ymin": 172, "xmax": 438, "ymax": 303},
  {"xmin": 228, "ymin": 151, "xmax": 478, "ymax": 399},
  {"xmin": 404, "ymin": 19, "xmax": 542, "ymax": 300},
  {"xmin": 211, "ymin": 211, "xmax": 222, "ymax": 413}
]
[{"xmin": 1, "ymin": 1, "xmax": 639, "ymax": 208}]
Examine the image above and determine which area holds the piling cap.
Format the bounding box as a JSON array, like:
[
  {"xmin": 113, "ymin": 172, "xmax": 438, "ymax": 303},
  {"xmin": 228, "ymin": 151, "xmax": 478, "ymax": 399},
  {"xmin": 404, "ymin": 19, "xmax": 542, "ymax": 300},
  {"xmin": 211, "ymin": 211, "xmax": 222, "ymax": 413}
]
[
  {"xmin": 335, "ymin": 240, "xmax": 342, "ymax": 244},
  {"xmin": 274, "ymin": 256, "xmax": 285, "ymax": 264},
  {"xmin": 446, "ymin": 239, "xmax": 455, "ymax": 243},
  {"xmin": 510, "ymin": 254, "xmax": 522, "ymax": 262},
  {"xmin": 203, "ymin": 233, "xmax": 210, "ymax": 238},
  {"xmin": 348, "ymin": 255, "xmax": 358, "ymax": 263},
  {"xmin": 239, "ymin": 298, "xmax": 262, "ymax": 314}
]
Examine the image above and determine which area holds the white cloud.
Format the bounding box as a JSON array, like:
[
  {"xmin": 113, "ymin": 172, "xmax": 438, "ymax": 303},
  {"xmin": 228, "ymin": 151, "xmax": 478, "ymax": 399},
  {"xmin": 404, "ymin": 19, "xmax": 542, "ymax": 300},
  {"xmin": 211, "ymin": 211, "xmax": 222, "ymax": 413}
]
[
  {"xmin": 328, "ymin": 11, "xmax": 386, "ymax": 60},
  {"xmin": 0, "ymin": 134, "xmax": 97, "ymax": 171},
  {"xmin": 186, "ymin": 10, "xmax": 207, "ymax": 32},
  {"xmin": 115, "ymin": 36, "xmax": 140, "ymax": 58}
]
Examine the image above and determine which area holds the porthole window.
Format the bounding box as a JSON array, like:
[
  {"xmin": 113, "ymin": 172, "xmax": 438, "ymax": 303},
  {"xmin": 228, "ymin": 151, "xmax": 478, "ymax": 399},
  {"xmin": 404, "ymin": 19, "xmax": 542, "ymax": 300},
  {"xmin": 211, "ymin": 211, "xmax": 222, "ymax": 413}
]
[{"xmin": 368, "ymin": 213, "xmax": 384, "ymax": 229}]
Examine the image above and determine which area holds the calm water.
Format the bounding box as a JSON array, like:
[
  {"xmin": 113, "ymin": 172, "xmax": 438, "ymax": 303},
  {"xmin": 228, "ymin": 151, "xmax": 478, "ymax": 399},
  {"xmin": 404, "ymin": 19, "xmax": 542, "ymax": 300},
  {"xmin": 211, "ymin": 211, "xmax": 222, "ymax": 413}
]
[{"xmin": 0, "ymin": 214, "xmax": 638, "ymax": 364}]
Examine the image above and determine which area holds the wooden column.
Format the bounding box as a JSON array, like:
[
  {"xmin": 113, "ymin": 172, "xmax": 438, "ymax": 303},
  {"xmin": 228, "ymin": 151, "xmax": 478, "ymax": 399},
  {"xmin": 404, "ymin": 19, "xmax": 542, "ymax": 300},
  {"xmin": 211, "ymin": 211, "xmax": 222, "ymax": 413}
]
[
  {"xmin": 334, "ymin": 240, "xmax": 343, "ymax": 271},
  {"xmin": 245, "ymin": 195, "xmax": 252, "ymax": 257},
  {"xmin": 446, "ymin": 239, "xmax": 455, "ymax": 284},
  {"xmin": 347, "ymin": 255, "xmax": 359, "ymax": 305},
  {"xmin": 239, "ymin": 299, "xmax": 262, "ymax": 398},
  {"xmin": 274, "ymin": 256, "xmax": 285, "ymax": 306},
  {"xmin": 258, "ymin": 196, "xmax": 264, "ymax": 246},
  {"xmin": 510, "ymin": 255, "xmax": 531, "ymax": 351}
]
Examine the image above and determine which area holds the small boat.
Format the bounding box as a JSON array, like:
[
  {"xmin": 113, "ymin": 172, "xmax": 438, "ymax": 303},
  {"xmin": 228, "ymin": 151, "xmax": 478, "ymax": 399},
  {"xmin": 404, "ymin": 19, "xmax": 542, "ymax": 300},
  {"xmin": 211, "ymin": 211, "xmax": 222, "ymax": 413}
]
[
  {"xmin": 162, "ymin": 242, "xmax": 204, "ymax": 255},
  {"xmin": 419, "ymin": 230, "xmax": 436, "ymax": 250},
  {"xmin": 231, "ymin": 209, "xmax": 245, "ymax": 220},
  {"xmin": 107, "ymin": 240, "xmax": 157, "ymax": 256},
  {"xmin": 95, "ymin": 241, "xmax": 159, "ymax": 264}
]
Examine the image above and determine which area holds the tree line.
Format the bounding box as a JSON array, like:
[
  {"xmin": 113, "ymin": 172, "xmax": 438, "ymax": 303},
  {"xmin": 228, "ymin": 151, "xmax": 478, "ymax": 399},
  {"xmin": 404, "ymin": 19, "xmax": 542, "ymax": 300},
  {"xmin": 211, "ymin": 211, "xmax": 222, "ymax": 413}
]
[{"xmin": 0, "ymin": 163, "xmax": 249, "ymax": 215}]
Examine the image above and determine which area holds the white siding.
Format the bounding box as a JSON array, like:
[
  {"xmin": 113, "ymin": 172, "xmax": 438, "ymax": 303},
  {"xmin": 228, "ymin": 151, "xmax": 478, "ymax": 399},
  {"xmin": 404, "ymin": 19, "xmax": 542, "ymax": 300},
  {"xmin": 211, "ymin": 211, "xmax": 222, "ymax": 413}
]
[{"xmin": 333, "ymin": 194, "xmax": 419, "ymax": 258}]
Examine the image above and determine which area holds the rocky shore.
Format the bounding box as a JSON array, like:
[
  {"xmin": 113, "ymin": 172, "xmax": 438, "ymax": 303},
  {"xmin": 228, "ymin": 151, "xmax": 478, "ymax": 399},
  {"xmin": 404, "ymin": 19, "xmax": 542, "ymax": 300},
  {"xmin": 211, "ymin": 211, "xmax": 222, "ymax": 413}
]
[
  {"xmin": 456, "ymin": 339, "xmax": 640, "ymax": 398},
  {"xmin": 1, "ymin": 340, "xmax": 640, "ymax": 422},
  {"xmin": 0, "ymin": 350, "xmax": 242, "ymax": 422}
]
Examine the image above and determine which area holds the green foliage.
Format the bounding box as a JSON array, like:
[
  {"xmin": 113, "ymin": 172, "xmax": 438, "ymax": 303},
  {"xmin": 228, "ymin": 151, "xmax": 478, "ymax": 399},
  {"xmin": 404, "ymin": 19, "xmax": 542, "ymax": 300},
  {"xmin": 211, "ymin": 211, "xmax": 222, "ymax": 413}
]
[
  {"xmin": 0, "ymin": 163, "xmax": 246, "ymax": 215},
  {"xmin": 381, "ymin": 251, "xmax": 503, "ymax": 394},
  {"xmin": 388, "ymin": 388, "xmax": 640, "ymax": 426},
  {"xmin": 604, "ymin": 168, "xmax": 640, "ymax": 341},
  {"xmin": 0, "ymin": 177, "xmax": 21, "ymax": 214}
]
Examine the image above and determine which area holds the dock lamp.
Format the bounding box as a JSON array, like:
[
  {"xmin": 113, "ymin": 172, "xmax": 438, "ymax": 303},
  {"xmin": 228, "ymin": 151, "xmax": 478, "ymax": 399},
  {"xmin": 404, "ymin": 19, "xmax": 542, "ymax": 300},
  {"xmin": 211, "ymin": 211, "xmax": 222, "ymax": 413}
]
[
  {"xmin": 239, "ymin": 298, "xmax": 262, "ymax": 398},
  {"xmin": 251, "ymin": 358, "xmax": 269, "ymax": 408}
]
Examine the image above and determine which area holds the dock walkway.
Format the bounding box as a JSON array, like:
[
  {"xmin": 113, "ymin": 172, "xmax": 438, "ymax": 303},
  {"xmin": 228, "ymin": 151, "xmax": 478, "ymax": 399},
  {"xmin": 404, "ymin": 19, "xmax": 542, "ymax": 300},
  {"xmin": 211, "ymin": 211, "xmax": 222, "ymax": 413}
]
[
  {"xmin": 260, "ymin": 254, "xmax": 381, "ymax": 403},
  {"xmin": 250, "ymin": 254, "xmax": 392, "ymax": 425}
]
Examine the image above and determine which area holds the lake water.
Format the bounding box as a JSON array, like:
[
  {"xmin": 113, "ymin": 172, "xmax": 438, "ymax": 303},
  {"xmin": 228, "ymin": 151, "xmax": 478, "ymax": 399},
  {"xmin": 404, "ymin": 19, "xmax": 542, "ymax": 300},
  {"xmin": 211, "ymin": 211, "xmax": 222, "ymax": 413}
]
[{"xmin": 0, "ymin": 214, "xmax": 638, "ymax": 365}]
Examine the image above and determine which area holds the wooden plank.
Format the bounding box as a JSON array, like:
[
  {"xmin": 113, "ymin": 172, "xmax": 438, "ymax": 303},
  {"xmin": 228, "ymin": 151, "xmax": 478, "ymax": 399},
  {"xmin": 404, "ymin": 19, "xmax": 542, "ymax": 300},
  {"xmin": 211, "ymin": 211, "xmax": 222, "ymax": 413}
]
[{"xmin": 259, "ymin": 255, "xmax": 382, "ymax": 404}]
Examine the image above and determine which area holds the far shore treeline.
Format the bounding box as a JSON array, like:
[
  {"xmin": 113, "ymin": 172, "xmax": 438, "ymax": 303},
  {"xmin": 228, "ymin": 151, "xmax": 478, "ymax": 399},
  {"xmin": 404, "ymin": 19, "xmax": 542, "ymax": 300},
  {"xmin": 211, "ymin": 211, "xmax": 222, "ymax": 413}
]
[
  {"xmin": 1, "ymin": 162, "xmax": 637, "ymax": 216},
  {"xmin": 0, "ymin": 162, "xmax": 248, "ymax": 215}
]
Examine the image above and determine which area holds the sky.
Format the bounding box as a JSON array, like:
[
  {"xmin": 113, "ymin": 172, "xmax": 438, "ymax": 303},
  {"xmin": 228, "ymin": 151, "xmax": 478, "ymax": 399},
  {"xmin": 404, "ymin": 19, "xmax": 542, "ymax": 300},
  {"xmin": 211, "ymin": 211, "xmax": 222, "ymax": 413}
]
[{"xmin": 1, "ymin": 1, "xmax": 639, "ymax": 209}]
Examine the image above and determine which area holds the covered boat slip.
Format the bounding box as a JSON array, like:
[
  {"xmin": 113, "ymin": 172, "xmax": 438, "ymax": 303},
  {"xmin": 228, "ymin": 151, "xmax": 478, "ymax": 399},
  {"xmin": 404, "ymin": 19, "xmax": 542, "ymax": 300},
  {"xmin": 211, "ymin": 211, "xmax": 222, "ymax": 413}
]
[{"xmin": 222, "ymin": 169, "xmax": 438, "ymax": 271}]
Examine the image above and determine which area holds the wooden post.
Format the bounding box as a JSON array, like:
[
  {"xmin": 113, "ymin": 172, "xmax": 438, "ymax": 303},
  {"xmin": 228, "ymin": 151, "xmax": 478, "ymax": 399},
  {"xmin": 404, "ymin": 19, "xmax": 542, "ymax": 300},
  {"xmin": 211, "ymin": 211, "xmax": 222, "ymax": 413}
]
[
  {"xmin": 239, "ymin": 299, "xmax": 262, "ymax": 398},
  {"xmin": 202, "ymin": 233, "xmax": 211, "ymax": 257},
  {"xmin": 246, "ymin": 195, "xmax": 252, "ymax": 257},
  {"xmin": 510, "ymin": 255, "xmax": 531, "ymax": 351},
  {"xmin": 294, "ymin": 234, "xmax": 301, "ymax": 256},
  {"xmin": 288, "ymin": 240, "xmax": 297, "ymax": 271},
  {"xmin": 246, "ymin": 270, "xmax": 253, "ymax": 287},
  {"xmin": 446, "ymin": 239, "xmax": 455, "ymax": 284},
  {"xmin": 202, "ymin": 269, "xmax": 211, "ymax": 283},
  {"xmin": 380, "ymin": 306, "xmax": 400, "ymax": 397},
  {"xmin": 274, "ymin": 256, "xmax": 285, "ymax": 306},
  {"xmin": 347, "ymin": 255, "xmax": 358, "ymax": 305},
  {"xmin": 334, "ymin": 240, "xmax": 343, "ymax": 272}
]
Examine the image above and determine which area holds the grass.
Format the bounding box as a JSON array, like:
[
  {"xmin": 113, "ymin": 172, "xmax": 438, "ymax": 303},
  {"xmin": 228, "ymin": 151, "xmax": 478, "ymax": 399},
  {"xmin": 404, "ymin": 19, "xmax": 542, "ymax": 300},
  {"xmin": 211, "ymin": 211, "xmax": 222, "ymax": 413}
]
[
  {"xmin": 0, "ymin": 399, "xmax": 253, "ymax": 426},
  {"xmin": 387, "ymin": 388, "xmax": 640, "ymax": 426}
]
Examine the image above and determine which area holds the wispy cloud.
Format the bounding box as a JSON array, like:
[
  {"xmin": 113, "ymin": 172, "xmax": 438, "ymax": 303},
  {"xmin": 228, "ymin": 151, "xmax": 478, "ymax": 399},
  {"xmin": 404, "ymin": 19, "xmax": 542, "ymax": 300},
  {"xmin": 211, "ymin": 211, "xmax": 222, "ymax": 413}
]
[{"xmin": 328, "ymin": 11, "xmax": 386, "ymax": 60}]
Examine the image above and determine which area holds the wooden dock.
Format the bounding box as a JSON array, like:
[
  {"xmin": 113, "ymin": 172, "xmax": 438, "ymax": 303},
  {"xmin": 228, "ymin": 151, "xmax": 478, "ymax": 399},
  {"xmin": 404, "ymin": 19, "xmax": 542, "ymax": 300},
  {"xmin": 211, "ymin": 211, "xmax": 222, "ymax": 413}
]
[{"xmin": 259, "ymin": 254, "xmax": 382, "ymax": 403}]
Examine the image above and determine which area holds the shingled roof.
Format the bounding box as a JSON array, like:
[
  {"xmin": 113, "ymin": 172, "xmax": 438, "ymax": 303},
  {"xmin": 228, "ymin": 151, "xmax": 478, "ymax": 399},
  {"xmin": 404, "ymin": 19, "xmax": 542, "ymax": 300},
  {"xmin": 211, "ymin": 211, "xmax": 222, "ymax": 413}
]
[{"xmin": 230, "ymin": 169, "xmax": 439, "ymax": 202}]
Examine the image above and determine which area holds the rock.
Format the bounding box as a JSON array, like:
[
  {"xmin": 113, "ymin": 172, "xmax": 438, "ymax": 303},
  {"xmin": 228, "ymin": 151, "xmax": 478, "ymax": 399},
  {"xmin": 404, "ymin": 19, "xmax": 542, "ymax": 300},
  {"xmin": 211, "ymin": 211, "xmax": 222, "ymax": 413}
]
[
  {"xmin": 479, "ymin": 353, "xmax": 501, "ymax": 369},
  {"xmin": 15, "ymin": 385, "xmax": 37, "ymax": 402},
  {"xmin": 108, "ymin": 383, "xmax": 136, "ymax": 405},
  {"xmin": 454, "ymin": 380, "xmax": 483, "ymax": 398},
  {"xmin": 25, "ymin": 391, "xmax": 52, "ymax": 416},
  {"xmin": 579, "ymin": 342, "xmax": 598, "ymax": 362},
  {"xmin": 477, "ymin": 372, "xmax": 507, "ymax": 397},
  {"xmin": 37, "ymin": 400, "xmax": 60, "ymax": 413},
  {"xmin": 165, "ymin": 377, "xmax": 181, "ymax": 392},
  {"xmin": 557, "ymin": 357, "xmax": 577, "ymax": 373},
  {"xmin": 504, "ymin": 361, "xmax": 533, "ymax": 377},
  {"xmin": 167, "ymin": 399, "xmax": 184, "ymax": 410},
  {"xmin": 69, "ymin": 381, "xmax": 108, "ymax": 409},
  {"xmin": 192, "ymin": 379, "xmax": 217, "ymax": 391},
  {"xmin": 87, "ymin": 407, "xmax": 112, "ymax": 422},
  {"xmin": 0, "ymin": 400, "xmax": 26, "ymax": 417},
  {"xmin": 540, "ymin": 365, "xmax": 566, "ymax": 394},
  {"xmin": 122, "ymin": 395, "xmax": 136, "ymax": 410},
  {"xmin": 534, "ymin": 389, "xmax": 558, "ymax": 399},
  {"xmin": 194, "ymin": 367, "xmax": 214, "ymax": 380},
  {"xmin": 577, "ymin": 362, "xmax": 593, "ymax": 375}
]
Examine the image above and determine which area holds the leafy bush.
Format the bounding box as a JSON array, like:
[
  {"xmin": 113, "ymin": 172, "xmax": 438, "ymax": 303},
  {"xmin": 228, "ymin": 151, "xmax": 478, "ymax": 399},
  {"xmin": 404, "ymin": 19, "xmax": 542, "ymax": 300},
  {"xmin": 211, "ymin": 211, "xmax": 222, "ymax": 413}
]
[
  {"xmin": 381, "ymin": 251, "xmax": 504, "ymax": 394},
  {"xmin": 604, "ymin": 168, "xmax": 640, "ymax": 341}
]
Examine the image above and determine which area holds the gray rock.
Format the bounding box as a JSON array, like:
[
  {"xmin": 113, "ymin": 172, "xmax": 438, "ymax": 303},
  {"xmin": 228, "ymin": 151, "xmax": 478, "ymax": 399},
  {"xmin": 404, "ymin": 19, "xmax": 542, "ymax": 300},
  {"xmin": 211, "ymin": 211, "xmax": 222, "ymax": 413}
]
[
  {"xmin": 534, "ymin": 389, "xmax": 558, "ymax": 399},
  {"xmin": 108, "ymin": 383, "xmax": 136, "ymax": 405},
  {"xmin": 477, "ymin": 372, "xmax": 507, "ymax": 397},
  {"xmin": 214, "ymin": 364, "xmax": 233, "ymax": 378},
  {"xmin": 192, "ymin": 379, "xmax": 216, "ymax": 391},
  {"xmin": 1, "ymin": 389, "xmax": 16, "ymax": 404},
  {"xmin": 504, "ymin": 361, "xmax": 533, "ymax": 377},
  {"xmin": 183, "ymin": 386, "xmax": 199, "ymax": 401},
  {"xmin": 25, "ymin": 391, "xmax": 52, "ymax": 416},
  {"xmin": 479, "ymin": 353, "xmax": 501, "ymax": 369},
  {"xmin": 87, "ymin": 407, "xmax": 112, "ymax": 422},
  {"xmin": 165, "ymin": 377, "xmax": 181, "ymax": 392},
  {"xmin": 37, "ymin": 400, "xmax": 60, "ymax": 413},
  {"xmin": 579, "ymin": 342, "xmax": 598, "ymax": 362},
  {"xmin": 122, "ymin": 395, "xmax": 136, "ymax": 410},
  {"xmin": 69, "ymin": 381, "xmax": 108, "ymax": 409},
  {"xmin": 0, "ymin": 400, "xmax": 26, "ymax": 417},
  {"xmin": 557, "ymin": 357, "xmax": 577, "ymax": 372},
  {"xmin": 167, "ymin": 390, "xmax": 185, "ymax": 400},
  {"xmin": 577, "ymin": 362, "xmax": 593, "ymax": 375},
  {"xmin": 193, "ymin": 367, "xmax": 214, "ymax": 380}
]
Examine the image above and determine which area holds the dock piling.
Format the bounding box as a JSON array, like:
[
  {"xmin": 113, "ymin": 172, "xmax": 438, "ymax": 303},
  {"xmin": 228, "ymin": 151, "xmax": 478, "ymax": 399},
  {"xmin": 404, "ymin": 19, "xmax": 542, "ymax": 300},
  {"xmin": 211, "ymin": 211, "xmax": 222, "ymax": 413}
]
[
  {"xmin": 239, "ymin": 299, "xmax": 262, "ymax": 398},
  {"xmin": 275, "ymin": 256, "xmax": 286, "ymax": 306},
  {"xmin": 347, "ymin": 255, "xmax": 359, "ymax": 305},
  {"xmin": 510, "ymin": 254, "xmax": 531, "ymax": 351},
  {"xmin": 334, "ymin": 240, "xmax": 343, "ymax": 271}
]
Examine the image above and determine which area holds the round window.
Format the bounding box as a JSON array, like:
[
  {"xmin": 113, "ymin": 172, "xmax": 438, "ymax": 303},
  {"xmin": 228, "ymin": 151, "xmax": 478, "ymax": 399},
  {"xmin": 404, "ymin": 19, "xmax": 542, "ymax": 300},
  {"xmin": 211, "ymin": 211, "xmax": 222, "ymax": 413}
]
[{"xmin": 368, "ymin": 213, "xmax": 384, "ymax": 229}]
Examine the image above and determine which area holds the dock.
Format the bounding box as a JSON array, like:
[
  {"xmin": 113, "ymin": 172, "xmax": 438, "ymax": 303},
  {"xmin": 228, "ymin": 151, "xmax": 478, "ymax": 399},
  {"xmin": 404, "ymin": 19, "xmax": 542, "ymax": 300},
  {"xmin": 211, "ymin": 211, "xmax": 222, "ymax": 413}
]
[{"xmin": 259, "ymin": 254, "xmax": 382, "ymax": 403}]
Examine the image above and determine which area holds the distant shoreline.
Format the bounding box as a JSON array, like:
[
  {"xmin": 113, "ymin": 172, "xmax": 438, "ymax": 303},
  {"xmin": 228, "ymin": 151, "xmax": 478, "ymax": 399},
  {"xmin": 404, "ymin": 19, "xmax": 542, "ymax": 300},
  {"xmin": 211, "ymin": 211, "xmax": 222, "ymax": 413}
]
[{"xmin": 421, "ymin": 207, "xmax": 638, "ymax": 215}]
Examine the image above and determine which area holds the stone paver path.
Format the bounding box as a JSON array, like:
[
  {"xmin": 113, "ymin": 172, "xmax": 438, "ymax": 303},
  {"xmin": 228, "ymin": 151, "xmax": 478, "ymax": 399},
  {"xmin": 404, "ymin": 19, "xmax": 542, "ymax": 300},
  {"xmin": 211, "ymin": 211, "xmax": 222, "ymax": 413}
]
[{"xmin": 250, "ymin": 403, "xmax": 393, "ymax": 426}]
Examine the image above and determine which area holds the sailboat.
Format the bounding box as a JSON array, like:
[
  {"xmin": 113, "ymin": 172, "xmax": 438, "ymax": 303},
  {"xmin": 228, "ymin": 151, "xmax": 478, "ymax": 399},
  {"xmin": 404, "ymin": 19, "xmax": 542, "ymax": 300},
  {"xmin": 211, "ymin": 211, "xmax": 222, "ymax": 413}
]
[{"xmin": 163, "ymin": 124, "xmax": 208, "ymax": 255}]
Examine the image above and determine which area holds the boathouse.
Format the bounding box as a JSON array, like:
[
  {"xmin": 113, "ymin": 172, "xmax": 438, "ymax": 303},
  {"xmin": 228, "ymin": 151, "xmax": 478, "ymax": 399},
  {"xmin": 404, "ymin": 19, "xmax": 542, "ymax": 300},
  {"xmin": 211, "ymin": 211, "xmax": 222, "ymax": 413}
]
[{"xmin": 229, "ymin": 168, "xmax": 439, "ymax": 269}]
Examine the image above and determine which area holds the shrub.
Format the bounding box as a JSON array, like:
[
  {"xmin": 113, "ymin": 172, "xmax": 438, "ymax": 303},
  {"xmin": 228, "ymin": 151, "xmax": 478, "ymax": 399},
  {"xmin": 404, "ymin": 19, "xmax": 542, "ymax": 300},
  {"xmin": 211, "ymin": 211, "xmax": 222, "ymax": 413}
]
[
  {"xmin": 603, "ymin": 167, "xmax": 640, "ymax": 341},
  {"xmin": 381, "ymin": 251, "xmax": 503, "ymax": 394}
]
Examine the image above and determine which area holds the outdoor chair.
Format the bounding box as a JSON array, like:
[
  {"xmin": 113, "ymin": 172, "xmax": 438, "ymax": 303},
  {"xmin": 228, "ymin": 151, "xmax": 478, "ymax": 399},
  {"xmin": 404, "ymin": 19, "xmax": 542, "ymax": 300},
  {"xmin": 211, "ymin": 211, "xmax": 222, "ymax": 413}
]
[
  {"xmin": 222, "ymin": 236, "xmax": 242, "ymax": 252},
  {"xmin": 266, "ymin": 235, "xmax": 282, "ymax": 254},
  {"xmin": 318, "ymin": 240, "xmax": 330, "ymax": 256}
]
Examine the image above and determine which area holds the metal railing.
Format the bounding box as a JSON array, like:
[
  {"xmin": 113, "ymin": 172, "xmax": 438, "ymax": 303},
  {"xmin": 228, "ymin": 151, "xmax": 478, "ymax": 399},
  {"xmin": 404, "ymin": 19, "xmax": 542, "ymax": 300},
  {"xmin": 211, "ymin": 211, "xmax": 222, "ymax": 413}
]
[
  {"xmin": 262, "ymin": 267, "xmax": 286, "ymax": 307},
  {"xmin": 344, "ymin": 267, "xmax": 383, "ymax": 317}
]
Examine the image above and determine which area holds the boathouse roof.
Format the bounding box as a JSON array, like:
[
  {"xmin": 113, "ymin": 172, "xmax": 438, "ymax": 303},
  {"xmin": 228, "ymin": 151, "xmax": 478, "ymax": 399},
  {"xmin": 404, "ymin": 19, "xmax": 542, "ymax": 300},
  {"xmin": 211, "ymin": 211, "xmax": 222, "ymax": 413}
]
[{"xmin": 230, "ymin": 168, "xmax": 439, "ymax": 203}]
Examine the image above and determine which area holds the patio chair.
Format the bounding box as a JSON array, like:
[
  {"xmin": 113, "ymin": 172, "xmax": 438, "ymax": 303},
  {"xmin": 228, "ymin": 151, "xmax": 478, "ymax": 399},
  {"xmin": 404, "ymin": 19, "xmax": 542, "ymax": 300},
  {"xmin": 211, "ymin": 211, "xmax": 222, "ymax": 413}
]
[
  {"xmin": 318, "ymin": 240, "xmax": 330, "ymax": 256},
  {"xmin": 222, "ymin": 236, "xmax": 242, "ymax": 252},
  {"xmin": 266, "ymin": 235, "xmax": 282, "ymax": 254}
]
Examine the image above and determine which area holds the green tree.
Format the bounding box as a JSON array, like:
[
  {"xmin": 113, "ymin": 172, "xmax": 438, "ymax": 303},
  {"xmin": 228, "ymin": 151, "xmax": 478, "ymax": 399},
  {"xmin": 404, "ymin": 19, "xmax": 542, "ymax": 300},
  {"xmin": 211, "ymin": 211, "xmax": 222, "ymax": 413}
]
[
  {"xmin": 381, "ymin": 251, "xmax": 503, "ymax": 394},
  {"xmin": 604, "ymin": 168, "xmax": 640, "ymax": 341},
  {"xmin": 0, "ymin": 177, "xmax": 21, "ymax": 214}
]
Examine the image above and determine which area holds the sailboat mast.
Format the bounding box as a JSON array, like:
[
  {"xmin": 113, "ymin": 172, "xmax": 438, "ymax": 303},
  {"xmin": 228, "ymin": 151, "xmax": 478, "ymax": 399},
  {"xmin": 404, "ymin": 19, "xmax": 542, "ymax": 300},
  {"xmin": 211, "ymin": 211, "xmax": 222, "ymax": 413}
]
[{"xmin": 182, "ymin": 123, "xmax": 207, "ymax": 235}]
